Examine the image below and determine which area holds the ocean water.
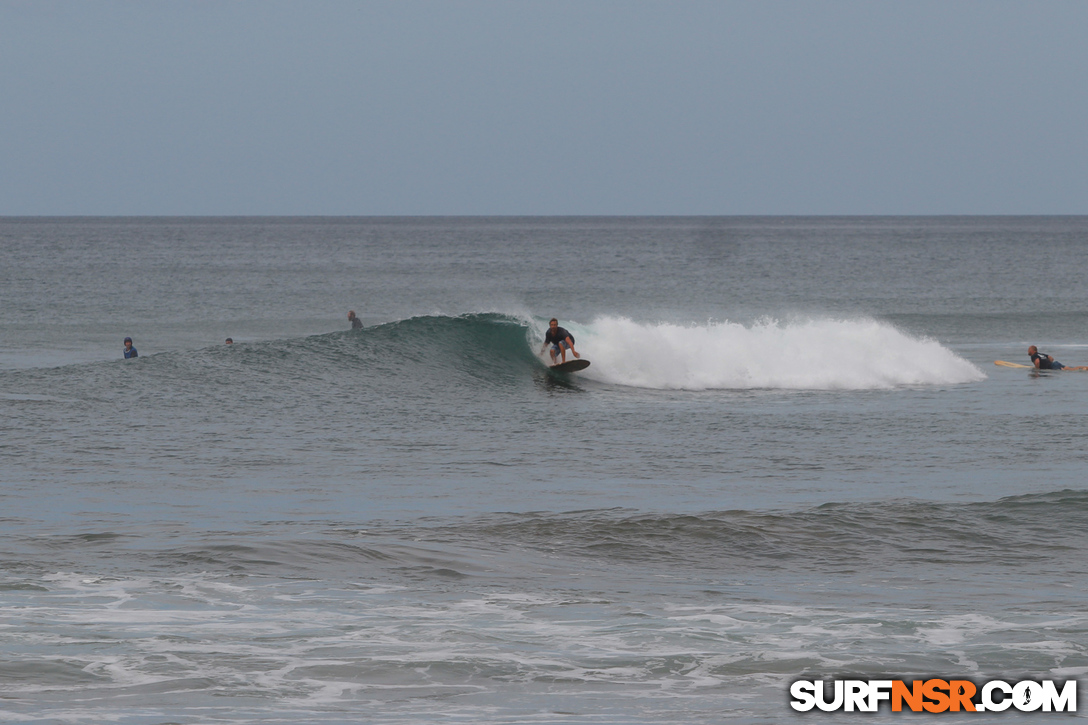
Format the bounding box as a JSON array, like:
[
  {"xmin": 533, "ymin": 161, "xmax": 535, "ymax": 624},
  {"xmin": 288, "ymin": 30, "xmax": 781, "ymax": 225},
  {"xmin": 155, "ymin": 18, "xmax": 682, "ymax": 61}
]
[{"xmin": 2, "ymin": 216, "xmax": 1087, "ymax": 723}]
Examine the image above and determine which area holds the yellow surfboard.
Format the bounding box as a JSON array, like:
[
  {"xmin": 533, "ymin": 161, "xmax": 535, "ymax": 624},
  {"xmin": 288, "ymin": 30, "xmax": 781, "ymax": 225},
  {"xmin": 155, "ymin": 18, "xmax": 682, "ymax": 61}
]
[{"xmin": 994, "ymin": 360, "xmax": 1033, "ymax": 368}]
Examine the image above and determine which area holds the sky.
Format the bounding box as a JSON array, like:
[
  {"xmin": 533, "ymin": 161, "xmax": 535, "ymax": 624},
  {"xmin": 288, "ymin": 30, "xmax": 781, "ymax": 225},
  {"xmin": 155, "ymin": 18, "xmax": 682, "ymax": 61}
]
[{"xmin": 1, "ymin": 1, "xmax": 1086, "ymax": 215}]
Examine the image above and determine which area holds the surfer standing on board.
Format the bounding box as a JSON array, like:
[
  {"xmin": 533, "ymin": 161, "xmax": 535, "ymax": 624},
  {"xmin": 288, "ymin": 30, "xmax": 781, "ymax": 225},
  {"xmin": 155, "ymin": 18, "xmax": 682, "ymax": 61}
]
[
  {"xmin": 1028, "ymin": 345, "xmax": 1088, "ymax": 371},
  {"xmin": 541, "ymin": 319, "xmax": 580, "ymax": 365}
]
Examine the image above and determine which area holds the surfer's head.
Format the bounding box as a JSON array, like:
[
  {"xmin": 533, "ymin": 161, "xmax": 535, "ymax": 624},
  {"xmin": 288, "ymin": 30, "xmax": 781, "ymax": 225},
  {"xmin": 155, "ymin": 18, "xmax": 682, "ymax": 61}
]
[
  {"xmin": 549, "ymin": 318, "xmax": 558, "ymax": 329},
  {"xmin": 348, "ymin": 310, "xmax": 356, "ymax": 321},
  {"xmin": 1028, "ymin": 345, "xmax": 1038, "ymax": 355},
  {"xmin": 124, "ymin": 337, "xmax": 132, "ymax": 346}
]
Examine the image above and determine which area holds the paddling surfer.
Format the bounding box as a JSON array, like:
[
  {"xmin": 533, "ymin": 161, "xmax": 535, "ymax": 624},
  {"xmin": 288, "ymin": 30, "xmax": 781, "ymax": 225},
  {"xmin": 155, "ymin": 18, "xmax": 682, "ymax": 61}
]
[
  {"xmin": 1028, "ymin": 345, "xmax": 1088, "ymax": 371},
  {"xmin": 541, "ymin": 319, "xmax": 580, "ymax": 365}
]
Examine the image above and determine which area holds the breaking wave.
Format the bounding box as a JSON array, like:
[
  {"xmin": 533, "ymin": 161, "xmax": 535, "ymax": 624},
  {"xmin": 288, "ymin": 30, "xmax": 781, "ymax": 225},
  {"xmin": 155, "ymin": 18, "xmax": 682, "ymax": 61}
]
[{"xmin": 547, "ymin": 315, "xmax": 984, "ymax": 390}]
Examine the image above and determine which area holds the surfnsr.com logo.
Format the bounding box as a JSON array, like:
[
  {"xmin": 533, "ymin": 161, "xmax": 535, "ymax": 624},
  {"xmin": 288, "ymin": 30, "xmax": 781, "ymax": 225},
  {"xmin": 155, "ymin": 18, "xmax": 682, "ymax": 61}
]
[{"xmin": 790, "ymin": 679, "xmax": 1077, "ymax": 713}]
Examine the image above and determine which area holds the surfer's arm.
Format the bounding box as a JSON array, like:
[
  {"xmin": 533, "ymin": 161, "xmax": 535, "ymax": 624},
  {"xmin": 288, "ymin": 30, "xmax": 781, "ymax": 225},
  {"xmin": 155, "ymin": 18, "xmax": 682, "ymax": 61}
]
[{"xmin": 565, "ymin": 336, "xmax": 580, "ymax": 358}]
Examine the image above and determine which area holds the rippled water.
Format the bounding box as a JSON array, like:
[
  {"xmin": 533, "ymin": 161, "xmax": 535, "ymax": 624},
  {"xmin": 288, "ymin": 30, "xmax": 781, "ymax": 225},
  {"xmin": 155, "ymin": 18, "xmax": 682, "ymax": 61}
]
[{"xmin": 2, "ymin": 217, "xmax": 1088, "ymax": 723}]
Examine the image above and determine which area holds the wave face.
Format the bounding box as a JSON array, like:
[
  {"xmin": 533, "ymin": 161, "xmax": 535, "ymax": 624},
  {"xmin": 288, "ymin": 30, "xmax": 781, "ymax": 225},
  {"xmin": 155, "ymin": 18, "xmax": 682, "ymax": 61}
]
[
  {"xmin": 445, "ymin": 488, "xmax": 1088, "ymax": 575},
  {"xmin": 565, "ymin": 315, "xmax": 985, "ymax": 390},
  {"xmin": 1, "ymin": 312, "xmax": 984, "ymax": 394},
  {"xmin": 335, "ymin": 312, "xmax": 540, "ymax": 382},
  {"xmin": 336, "ymin": 312, "xmax": 983, "ymax": 392}
]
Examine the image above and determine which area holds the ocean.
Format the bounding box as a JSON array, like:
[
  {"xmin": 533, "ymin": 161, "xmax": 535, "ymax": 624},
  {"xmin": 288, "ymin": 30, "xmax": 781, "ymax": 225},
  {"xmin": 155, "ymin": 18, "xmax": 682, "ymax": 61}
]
[{"xmin": 1, "ymin": 216, "xmax": 1087, "ymax": 723}]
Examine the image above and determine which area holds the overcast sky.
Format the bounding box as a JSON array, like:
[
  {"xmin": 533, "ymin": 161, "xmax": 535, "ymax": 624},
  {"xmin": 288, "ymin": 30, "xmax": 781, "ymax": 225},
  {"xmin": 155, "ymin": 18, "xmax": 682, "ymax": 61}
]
[{"xmin": 1, "ymin": 1, "xmax": 1086, "ymax": 215}]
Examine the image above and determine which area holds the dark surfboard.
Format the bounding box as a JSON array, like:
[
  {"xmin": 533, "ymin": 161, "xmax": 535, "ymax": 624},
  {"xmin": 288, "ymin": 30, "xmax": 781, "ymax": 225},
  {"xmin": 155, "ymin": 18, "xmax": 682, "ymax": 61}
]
[{"xmin": 550, "ymin": 359, "xmax": 591, "ymax": 373}]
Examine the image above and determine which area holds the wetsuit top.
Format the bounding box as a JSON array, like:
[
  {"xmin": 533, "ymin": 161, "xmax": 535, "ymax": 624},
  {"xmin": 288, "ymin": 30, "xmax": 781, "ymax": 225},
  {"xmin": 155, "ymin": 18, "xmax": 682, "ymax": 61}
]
[
  {"xmin": 1030, "ymin": 351, "xmax": 1054, "ymax": 369},
  {"xmin": 544, "ymin": 327, "xmax": 574, "ymax": 346},
  {"xmin": 351, "ymin": 317, "xmax": 363, "ymax": 329},
  {"xmin": 124, "ymin": 346, "xmax": 138, "ymax": 359}
]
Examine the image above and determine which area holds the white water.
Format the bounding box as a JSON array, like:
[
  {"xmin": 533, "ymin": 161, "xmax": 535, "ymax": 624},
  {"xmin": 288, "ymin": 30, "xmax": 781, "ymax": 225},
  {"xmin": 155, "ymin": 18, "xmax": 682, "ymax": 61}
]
[{"xmin": 567, "ymin": 316, "xmax": 985, "ymax": 390}]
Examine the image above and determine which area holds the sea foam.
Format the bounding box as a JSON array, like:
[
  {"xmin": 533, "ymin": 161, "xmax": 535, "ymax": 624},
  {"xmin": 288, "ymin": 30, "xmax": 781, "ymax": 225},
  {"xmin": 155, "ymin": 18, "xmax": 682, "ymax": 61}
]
[{"xmin": 565, "ymin": 316, "xmax": 984, "ymax": 390}]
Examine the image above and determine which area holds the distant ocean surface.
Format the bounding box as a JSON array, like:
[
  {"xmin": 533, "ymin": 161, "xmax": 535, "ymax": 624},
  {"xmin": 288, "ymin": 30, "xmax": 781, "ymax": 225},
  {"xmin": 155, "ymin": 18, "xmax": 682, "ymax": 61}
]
[{"xmin": 2, "ymin": 217, "xmax": 1088, "ymax": 724}]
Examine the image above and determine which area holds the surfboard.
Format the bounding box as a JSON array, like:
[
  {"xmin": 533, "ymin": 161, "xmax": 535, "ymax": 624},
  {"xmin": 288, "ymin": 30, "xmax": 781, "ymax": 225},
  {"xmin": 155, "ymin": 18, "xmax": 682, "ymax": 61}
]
[
  {"xmin": 550, "ymin": 359, "xmax": 590, "ymax": 373},
  {"xmin": 994, "ymin": 360, "xmax": 1088, "ymax": 371}
]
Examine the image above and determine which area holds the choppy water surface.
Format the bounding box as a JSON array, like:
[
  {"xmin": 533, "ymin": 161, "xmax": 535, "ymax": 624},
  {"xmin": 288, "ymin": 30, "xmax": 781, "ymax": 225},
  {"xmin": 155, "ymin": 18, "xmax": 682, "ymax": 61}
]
[{"xmin": 2, "ymin": 217, "xmax": 1088, "ymax": 723}]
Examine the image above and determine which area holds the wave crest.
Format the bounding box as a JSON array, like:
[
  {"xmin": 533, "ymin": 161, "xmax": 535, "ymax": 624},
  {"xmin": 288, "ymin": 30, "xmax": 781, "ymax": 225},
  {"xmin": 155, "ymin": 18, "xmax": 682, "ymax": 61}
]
[{"xmin": 568, "ymin": 315, "xmax": 983, "ymax": 390}]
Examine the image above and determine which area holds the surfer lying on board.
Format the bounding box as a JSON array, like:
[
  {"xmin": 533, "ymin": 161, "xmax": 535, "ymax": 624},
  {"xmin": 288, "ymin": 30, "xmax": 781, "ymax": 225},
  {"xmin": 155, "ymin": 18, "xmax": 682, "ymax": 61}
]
[
  {"xmin": 541, "ymin": 319, "xmax": 580, "ymax": 365},
  {"xmin": 1028, "ymin": 345, "xmax": 1088, "ymax": 371}
]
